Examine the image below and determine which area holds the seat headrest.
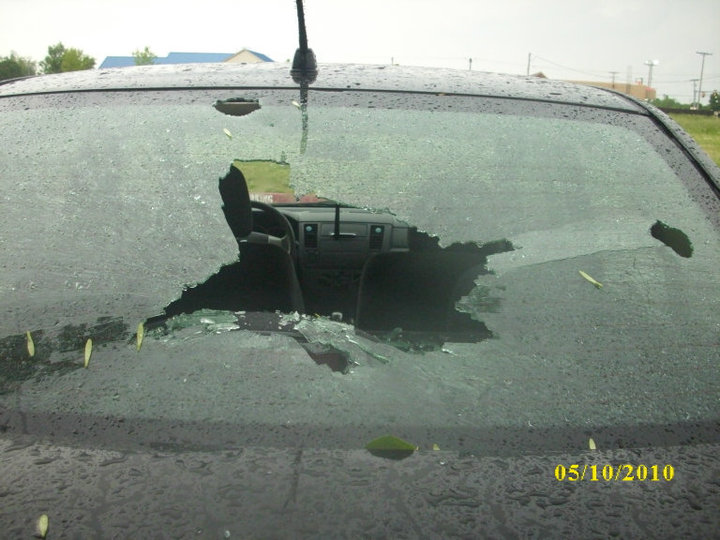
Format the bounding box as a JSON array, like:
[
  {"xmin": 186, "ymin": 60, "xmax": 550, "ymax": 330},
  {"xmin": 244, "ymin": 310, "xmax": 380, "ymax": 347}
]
[{"xmin": 219, "ymin": 164, "xmax": 253, "ymax": 239}]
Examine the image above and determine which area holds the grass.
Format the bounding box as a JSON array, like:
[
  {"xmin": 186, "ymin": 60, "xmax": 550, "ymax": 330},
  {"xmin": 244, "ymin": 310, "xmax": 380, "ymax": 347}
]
[
  {"xmin": 233, "ymin": 159, "xmax": 292, "ymax": 193},
  {"xmin": 668, "ymin": 114, "xmax": 720, "ymax": 166}
]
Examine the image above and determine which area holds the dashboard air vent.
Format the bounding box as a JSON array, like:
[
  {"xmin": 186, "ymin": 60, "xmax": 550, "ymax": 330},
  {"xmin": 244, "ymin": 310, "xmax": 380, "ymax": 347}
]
[
  {"xmin": 369, "ymin": 225, "xmax": 385, "ymax": 250},
  {"xmin": 304, "ymin": 223, "xmax": 318, "ymax": 248}
]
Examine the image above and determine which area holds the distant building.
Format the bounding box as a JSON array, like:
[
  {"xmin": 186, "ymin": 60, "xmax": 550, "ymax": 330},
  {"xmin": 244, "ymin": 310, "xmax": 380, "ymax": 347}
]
[
  {"xmin": 99, "ymin": 49, "xmax": 273, "ymax": 69},
  {"xmin": 569, "ymin": 80, "xmax": 656, "ymax": 101},
  {"xmin": 224, "ymin": 49, "xmax": 273, "ymax": 63},
  {"xmin": 527, "ymin": 71, "xmax": 657, "ymax": 101}
]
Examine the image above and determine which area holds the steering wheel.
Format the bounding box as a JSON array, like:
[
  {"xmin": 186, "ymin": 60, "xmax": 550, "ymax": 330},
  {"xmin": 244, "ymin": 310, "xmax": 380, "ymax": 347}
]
[{"xmin": 240, "ymin": 200, "xmax": 297, "ymax": 258}]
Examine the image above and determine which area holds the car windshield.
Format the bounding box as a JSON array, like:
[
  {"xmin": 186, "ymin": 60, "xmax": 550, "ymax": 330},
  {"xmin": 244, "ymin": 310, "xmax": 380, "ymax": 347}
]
[{"xmin": 1, "ymin": 84, "xmax": 719, "ymax": 455}]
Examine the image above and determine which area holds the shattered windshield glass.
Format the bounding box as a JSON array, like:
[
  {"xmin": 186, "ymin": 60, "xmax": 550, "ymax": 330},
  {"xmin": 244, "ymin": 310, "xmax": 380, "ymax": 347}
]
[{"xmin": 1, "ymin": 88, "xmax": 718, "ymax": 454}]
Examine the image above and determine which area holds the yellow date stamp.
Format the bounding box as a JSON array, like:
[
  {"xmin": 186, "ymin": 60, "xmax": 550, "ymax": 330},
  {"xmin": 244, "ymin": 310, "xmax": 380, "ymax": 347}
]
[{"xmin": 555, "ymin": 464, "xmax": 675, "ymax": 482}]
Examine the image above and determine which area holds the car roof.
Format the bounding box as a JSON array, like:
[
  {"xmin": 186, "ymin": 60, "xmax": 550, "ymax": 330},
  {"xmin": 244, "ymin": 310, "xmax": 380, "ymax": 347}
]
[
  {"xmin": 4, "ymin": 62, "xmax": 719, "ymax": 185},
  {"xmin": 0, "ymin": 62, "xmax": 645, "ymax": 112}
]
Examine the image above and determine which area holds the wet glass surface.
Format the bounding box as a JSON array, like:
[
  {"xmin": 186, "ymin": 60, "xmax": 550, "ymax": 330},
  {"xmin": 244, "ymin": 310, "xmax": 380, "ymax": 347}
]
[{"xmin": 1, "ymin": 88, "xmax": 719, "ymax": 455}]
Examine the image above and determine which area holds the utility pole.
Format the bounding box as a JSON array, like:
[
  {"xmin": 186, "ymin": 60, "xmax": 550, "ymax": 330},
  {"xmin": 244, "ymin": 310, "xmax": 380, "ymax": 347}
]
[
  {"xmin": 690, "ymin": 79, "xmax": 699, "ymax": 108},
  {"xmin": 609, "ymin": 71, "xmax": 619, "ymax": 89},
  {"xmin": 645, "ymin": 60, "xmax": 660, "ymax": 101},
  {"xmin": 644, "ymin": 60, "xmax": 658, "ymax": 89},
  {"xmin": 526, "ymin": 52, "xmax": 531, "ymax": 76},
  {"xmin": 696, "ymin": 51, "xmax": 713, "ymax": 107},
  {"xmin": 468, "ymin": 58, "xmax": 472, "ymax": 71}
]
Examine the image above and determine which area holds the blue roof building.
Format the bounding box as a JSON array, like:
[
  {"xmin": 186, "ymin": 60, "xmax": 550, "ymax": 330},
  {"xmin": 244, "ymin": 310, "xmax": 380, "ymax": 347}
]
[{"xmin": 99, "ymin": 49, "xmax": 273, "ymax": 69}]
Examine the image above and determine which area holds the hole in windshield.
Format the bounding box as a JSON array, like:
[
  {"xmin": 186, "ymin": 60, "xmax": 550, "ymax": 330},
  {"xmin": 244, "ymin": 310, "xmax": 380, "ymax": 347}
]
[
  {"xmin": 213, "ymin": 98, "xmax": 261, "ymax": 117},
  {"xmin": 650, "ymin": 220, "xmax": 693, "ymax": 258},
  {"xmin": 148, "ymin": 164, "xmax": 514, "ymax": 356}
]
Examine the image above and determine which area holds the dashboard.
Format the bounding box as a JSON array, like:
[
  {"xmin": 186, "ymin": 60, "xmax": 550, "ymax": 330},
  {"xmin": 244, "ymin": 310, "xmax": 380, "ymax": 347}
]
[
  {"xmin": 258, "ymin": 205, "xmax": 411, "ymax": 318},
  {"xmin": 234, "ymin": 201, "xmax": 494, "ymax": 342},
  {"xmin": 245, "ymin": 202, "xmax": 492, "ymax": 342},
  {"xmin": 280, "ymin": 206, "xmax": 410, "ymax": 265}
]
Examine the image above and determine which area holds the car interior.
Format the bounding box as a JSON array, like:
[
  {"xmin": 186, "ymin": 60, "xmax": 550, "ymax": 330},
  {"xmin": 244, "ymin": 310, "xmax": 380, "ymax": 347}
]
[{"xmin": 159, "ymin": 164, "xmax": 511, "ymax": 345}]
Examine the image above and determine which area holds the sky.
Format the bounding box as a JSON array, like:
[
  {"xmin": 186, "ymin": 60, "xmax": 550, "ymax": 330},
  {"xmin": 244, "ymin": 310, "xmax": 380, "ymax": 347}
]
[{"xmin": 1, "ymin": 0, "xmax": 718, "ymax": 103}]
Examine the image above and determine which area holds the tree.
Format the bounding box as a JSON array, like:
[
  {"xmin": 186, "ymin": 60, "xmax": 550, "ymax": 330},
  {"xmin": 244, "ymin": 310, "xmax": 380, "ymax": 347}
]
[
  {"xmin": 40, "ymin": 42, "xmax": 95, "ymax": 74},
  {"xmin": 40, "ymin": 42, "xmax": 66, "ymax": 74},
  {"xmin": 60, "ymin": 48, "xmax": 95, "ymax": 72},
  {"xmin": 651, "ymin": 95, "xmax": 690, "ymax": 110},
  {"xmin": 133, "ymin": 46, "xmax": 157, "ymax": 66},
  {"xmin": 0, "ymin": 51, "xmax": 37, "ymax": 81},
  {"xmin": 710, "ymin": 90, "xmax": 720, "ymax": 113}
]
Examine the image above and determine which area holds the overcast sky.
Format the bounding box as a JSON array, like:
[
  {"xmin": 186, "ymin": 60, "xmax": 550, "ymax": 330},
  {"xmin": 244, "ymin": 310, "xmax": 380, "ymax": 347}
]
[{"xmin": 2, "ymin": 0, "xmax": 718, "ymax": 102}]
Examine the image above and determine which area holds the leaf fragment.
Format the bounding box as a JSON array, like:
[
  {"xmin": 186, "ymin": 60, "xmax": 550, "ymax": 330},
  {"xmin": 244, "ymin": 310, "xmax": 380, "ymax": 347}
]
[
  {"xmin": 432, "ymin": 443, "xmax": 440, "ymax": 451},
  {"xmin": 223, "ymin": 128, "xmax": 232, "ymax": 139},
  {"xmin": 366, "ymin": 435, "xmax": 416, "ymax": 451},
  {"xmin": 589, "ymin": 437, "xmax": 597, "ymax": 451},
  {"xmin": 136, "ymin": 322, "xmax": 144, "ymax": 351},
  {"xmin": 291, "ymin": 100, "xmax": 301, "ymax": 109},
  {"xmin": 26, "ymin": 331, "xmax": 35, "ymax": 357},
  {"xmin": 35, "ymin": 514, "xmax": 48, "ymax": 538},
  {"xmin": 579, "ymin": 270, "xmax": 603, "ymax": 289},
  {"xmin": 366, "ymin": 435, "xmax": 416, "ymax": 460},
  {"xmin": 84, "ymin": 338, "xmax": 92, "ymax": 368}
]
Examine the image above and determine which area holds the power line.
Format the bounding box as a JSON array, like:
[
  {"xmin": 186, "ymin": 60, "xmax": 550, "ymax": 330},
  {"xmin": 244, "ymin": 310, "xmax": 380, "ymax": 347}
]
[
  {"xmin": 530, "ymin": 54, "xmax": 610, "ymax": 79},
  {"xmin": 654, "ymin": 74, "xmax": 720, "ymax": 84}
]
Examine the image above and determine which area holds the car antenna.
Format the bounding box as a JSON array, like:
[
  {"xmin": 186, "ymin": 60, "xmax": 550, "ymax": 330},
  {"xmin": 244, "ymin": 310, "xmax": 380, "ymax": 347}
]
[
  {"xmin": 291, "ymin": 0, "xmax": 318, "ymax": 84},
  {"xmin": 290, "ymin": 0, "xmax": 315, "ymax": 154}
]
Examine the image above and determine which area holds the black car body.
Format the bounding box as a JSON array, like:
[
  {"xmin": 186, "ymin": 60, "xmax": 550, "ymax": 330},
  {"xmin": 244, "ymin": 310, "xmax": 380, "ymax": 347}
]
[{"xmin": 1, "ymin": 62, "xmax": 719, "ymax": 538}]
